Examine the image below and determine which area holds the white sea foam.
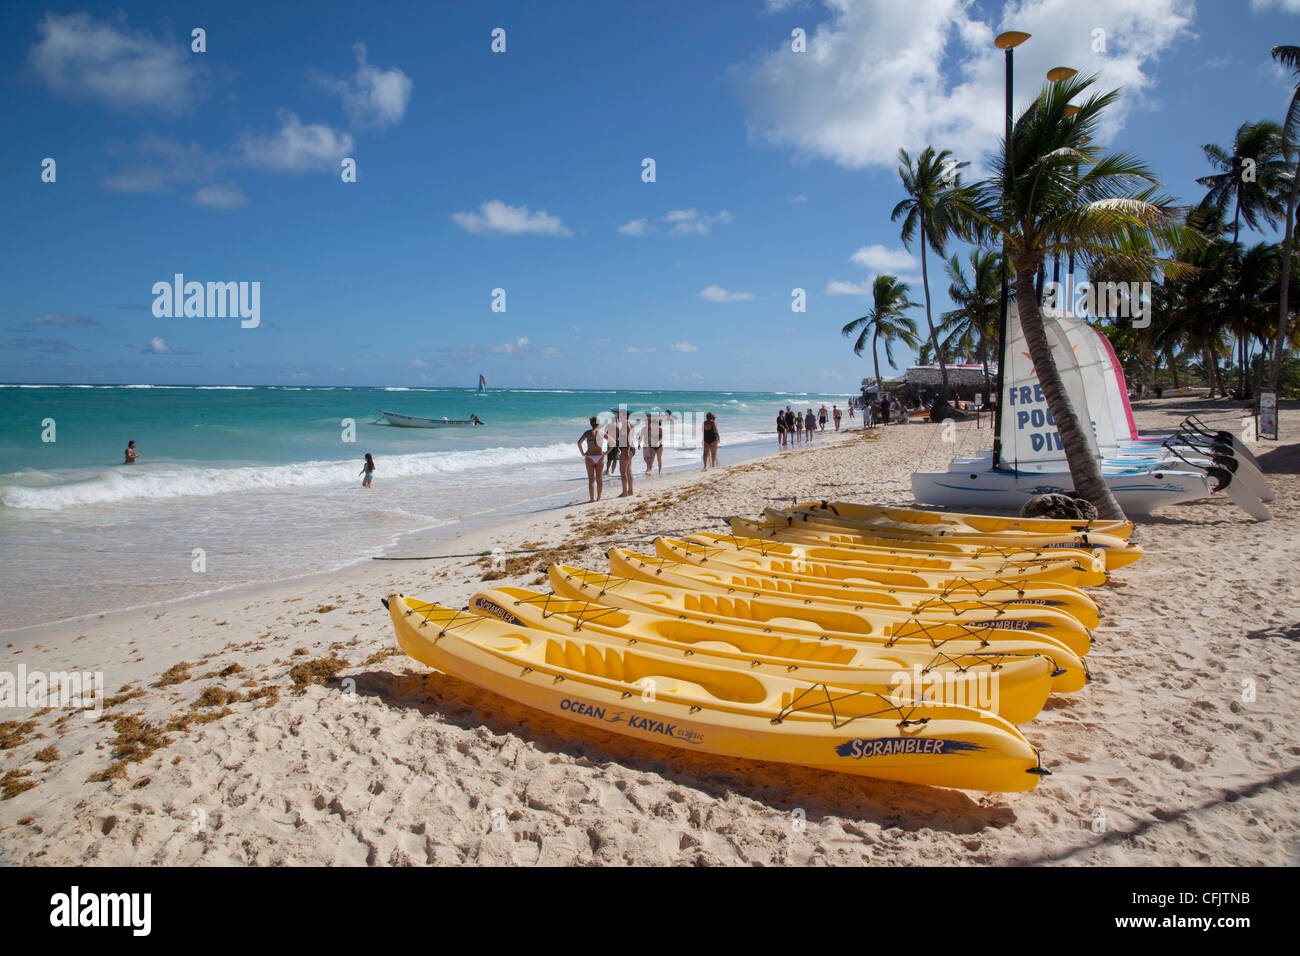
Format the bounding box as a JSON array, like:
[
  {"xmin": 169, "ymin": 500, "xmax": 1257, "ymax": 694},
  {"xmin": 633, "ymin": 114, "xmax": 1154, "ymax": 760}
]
[{"xmin": 1, "ymin": 442, "xmax": 581, "ymax": 511}]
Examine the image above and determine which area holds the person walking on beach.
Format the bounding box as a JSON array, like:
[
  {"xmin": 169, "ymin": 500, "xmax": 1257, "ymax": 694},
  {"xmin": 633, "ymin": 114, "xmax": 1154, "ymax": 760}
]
[
  {"xmin": 776, "ymin": 409, "xmax": 787, "ymax": 448},
  {"xmin": 833, "ymin": 405, "xmax": 842, "ymax": 430},
  {"xmin": 359, "ymin": 453, "xmax": 376, "ymax": 488},
  {"xmin": 702, "ymin": 412, "xmax": 720, "ymax": 468},
  {"xmin": 804, "ymin": 408, "xmax": 817, "ymax": 443},
  {"xmin": 880, "ymin": 395, "xmax": 892, "ymax": 425},
  {"xmin": 793, "ymin": 407, "xmax": 803, "ymax": 444},
  {"xmin": 848, "ymin": 401, "xmax": 855, "ymax": 421},
  {"xmin": 124, "ymin": 440, "xmax": 138, "ymax": 464},
  {"xmin": 578, "ymin": 416, "xmax": 606, "ymax": 502},
  {"xmin": 818, "ymin": 405, "xmax": 828, "ymax": 431}
]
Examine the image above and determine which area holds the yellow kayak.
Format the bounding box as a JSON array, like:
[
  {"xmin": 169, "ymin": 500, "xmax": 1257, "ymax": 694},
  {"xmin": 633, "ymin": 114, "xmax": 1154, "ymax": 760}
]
[
  {"xmin": 639, "ymin": 541, "xmax": 1097, "ymax": 632},
  {"xmin": 726, "ymin": 519, "xmax": 1108, "ymax": 587},
  {"xmin": 387, "ymin": 595, "xmax": 1050, "ymax": 792},
  {"xmin": 613, "ymin": 546, "xmax": 1092, "ymax": 658},
  {"xmin": 470, "ymin": 588, "xmax": 1060, "ymax": 724},
  {"xmin": 786, "ymin": 500, "xmax": 1134, "ymax": 540},
  {"xmin": 547, "ymin": 565, "xmax": 1088, "ymax": 693},
  {"xmin": 765, "ymin": 507, "xmax": 1143, "ymax": 570}
]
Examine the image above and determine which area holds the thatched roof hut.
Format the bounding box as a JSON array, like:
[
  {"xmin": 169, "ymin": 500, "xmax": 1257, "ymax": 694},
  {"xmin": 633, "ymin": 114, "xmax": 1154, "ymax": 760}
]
[{"xmin": 902, "ymin": 364, "xmax": 993, "ymax": 390}]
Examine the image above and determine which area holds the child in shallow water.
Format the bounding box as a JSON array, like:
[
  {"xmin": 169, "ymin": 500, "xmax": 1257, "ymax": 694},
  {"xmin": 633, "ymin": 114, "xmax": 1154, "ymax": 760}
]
[{"xmin": 360, "ymin": 453, "xmax": 376, "ymax": 488}]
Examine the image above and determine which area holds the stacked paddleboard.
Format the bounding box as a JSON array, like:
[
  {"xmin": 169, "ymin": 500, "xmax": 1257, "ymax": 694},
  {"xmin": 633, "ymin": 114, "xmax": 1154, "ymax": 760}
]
[{"xmin": 385, "ymin": 501, "xmax": 1135, "ymax": 792}]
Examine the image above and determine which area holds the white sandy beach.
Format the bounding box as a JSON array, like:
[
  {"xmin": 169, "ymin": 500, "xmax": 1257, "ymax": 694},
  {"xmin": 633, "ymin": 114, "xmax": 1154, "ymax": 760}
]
[{"xmin": 1, "ymin": 397, "xmax": 1297, "ymax": 866}]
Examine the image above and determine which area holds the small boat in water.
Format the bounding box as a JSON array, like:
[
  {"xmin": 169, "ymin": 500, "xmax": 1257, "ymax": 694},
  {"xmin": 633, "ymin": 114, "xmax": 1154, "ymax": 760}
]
[{"xmin": 381, "ymin": 410, "xmax": 485, "ymax": 428}]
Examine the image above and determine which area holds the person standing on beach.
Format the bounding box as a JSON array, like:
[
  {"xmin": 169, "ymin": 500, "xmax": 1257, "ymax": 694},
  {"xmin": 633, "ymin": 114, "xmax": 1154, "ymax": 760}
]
[
  {"xmin": 578, "ymin": 416, "xmax": 606, "ymax": 502},
  {"xmin": 848, "ymin": 401, "xmax": 855, "ymax": 421},
  {"xmin": 643, "ymin": 412, "xmax": 664, "ymax": 477},
  {"xmin": 124, "ymin": 440, "xmax": 138, "ymax": 464},
  {"xmin": 804, "ymin": 408, "xmax": 817, "ymax": 443},
  {"xmin": 818, "ymin": 405, "xmax": 828, "ymax": 431},
  {"xmin": 701, "ymin": 412, "xmax": 720, "ymax": 468},
  {"xmin": 615, "ymin": 408, "xmax": 636, "ymax": 497},
  {"xmin": 880, "ymin": 395, "xmax": 892, "ymax": 425},
  {"xmin": 359, "ymin": 453, "xmax": 376, "ymax": 488},
  {"xmin": 793, "ymin": 408, "xmax": 803, "ymax": 444},
  {"xmin": 776, "ymin": 409, "xmax": 787, "ymax": 448},
  {"xmin": 833, "ymin": 405, "xmax": 842, "ymax": 430}
]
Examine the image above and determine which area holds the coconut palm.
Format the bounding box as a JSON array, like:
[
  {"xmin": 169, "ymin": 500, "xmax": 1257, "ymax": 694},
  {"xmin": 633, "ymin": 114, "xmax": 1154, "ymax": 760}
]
[
  {"xmin": 962, "ymin": 74, "xmax": 1198, "ymax": 520},
  {"xmin": 1197, "ymin": 119, "xmax": 1287, "ymax": 394},
  {"xmin": 1269, "ymin": 45, "xmax": 1300, "ymax": 392},
  {"xmin": 841, "ymin": 275, "xmax": 922, "ymax": 400},
  {"xmin": 891, "ymin": 146, "xmax": 969, "ymax": 395},
  {"xmin": 939, "ymin": 250, "xmax": 1003, "ymax": 402}
]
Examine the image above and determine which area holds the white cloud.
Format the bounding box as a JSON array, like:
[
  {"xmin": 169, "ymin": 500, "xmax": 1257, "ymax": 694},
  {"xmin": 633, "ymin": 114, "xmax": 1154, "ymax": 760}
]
[
  {"xmin": 492, "ymin": 336, "xmax": 531, "ymax": 354},
  {"xmin": 240, "ymin": 111, "xmax": 354, "ymax": 173},
  {"xmin": 145, "ymin": 336, "xmax": 175, "ymax": 354},
  {"xmin": 617, "ymin": 218, "xmax": 650, "ymax": 236},
  {"xmin": 738, "ymin": 0, "xmax": 1195, "ymax": 171},
  {"xmin": 193, "ymin": 184, "xmax": 248, "ymax": 209},
  {"xmin": 789, "ymin": 194, "xmax": 808, "ymax": 202},
  {"xmin": 850, "ymin": 244, "xmax": 917, "ymax": 273},
  {"xmin": 316, "ymin": 43, "xmax": 412, "ymax": 128},
  {"xmin": 826, "ymin": 280, "xmax": 873, "ymax": 295},
  {"xmin": 541, "ymin": 346, "xmax": 565, "ymax": 359},
  {"xmin": 410, "ymin": 359, "xmax": 428, "ymax": 368},
  {"xmin": 1252, "ymin": 0, "xmax": 1300, "ymax": 12},
  {"xmin": 671, "ymin": 341, "xmax": 700, "ymax": 352},
  {"xmin": 626, "ymin": 345, "xmax": 657, "ymax": 353},
  {"xmin": 102, "ymin": 136, "xmax": 225, "ymax": 194},
  {"xmin": 699, "ymin": 285, "xmax": 755, "ymax": 303},
  {"xmin": 452, "ymin": 200, "xmax": 573, "ymax": 237},
  {"xmin": 664, "ymin": 209, "xmax": 734, "ymax": 236},
  {"xmin": 28, "ymin": 12, "xmax": 204, "ymax": 115}
]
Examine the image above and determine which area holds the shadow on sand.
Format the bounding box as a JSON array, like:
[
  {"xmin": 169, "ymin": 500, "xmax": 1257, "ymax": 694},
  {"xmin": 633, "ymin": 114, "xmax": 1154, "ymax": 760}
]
[
  {"xmin": 1005, "ymin": 764, "xmax": 1300, "ymax": 866},
  {"xmin": 342, "ymin": 666, "xmax": 1019, "ymax": 836}
]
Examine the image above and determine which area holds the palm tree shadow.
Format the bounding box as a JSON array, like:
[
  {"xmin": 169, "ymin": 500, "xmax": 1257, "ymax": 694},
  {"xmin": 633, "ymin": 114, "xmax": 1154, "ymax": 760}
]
[
  {"xmin": 1006, "ymin": 765, "xmax": 1300, "ymax": 865},
  {"xmin": 1246, "ymin": 621, "xmax": 1300, "ymax": 642},
  {"xmin": 346, "ymin": 667, "xmax": 1017, "ymax": 835},
  {"xmin": 1253, "ymin": 443, "xmax": 1300, "ymax": 475}
]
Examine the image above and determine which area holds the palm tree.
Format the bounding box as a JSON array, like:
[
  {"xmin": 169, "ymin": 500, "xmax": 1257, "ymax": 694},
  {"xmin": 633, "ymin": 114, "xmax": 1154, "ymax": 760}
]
[
  {"xmin": 940, "ymin": 250, "xmax": 1003, "ymax": 403},
  {"xmin": 891, "ymin": 146, "xmax": 969, "ymax": 395},
  {"xmin": 841, "ymin": 275, "xmax": 922, "ymax": 400},
  {"xmin": 1197, "ymin": 119, "xmax": 1287, "ymax": 395},
  {"xmin": 962, "ymin": 74, "xmax": 1198, "ymax": 520},
  {"xmin": 1269, "ymin": 45, "xmax": 1300, "ymax": 393}
]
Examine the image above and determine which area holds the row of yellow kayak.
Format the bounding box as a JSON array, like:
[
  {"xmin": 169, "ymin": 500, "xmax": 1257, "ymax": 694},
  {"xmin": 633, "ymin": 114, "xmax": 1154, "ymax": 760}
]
[{"xmin": 385, "ymin": 501, "xmax": 1135, "ymax": 792}]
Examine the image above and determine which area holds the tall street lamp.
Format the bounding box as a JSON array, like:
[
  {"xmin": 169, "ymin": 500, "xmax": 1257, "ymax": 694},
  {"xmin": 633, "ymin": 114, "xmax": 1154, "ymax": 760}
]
[{"xmin": 991, "ymin": 30, "xmax": 1029, "ymax": 470}]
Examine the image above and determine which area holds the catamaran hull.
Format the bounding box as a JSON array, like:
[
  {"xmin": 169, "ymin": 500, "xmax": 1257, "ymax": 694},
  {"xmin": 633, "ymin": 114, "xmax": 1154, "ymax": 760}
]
[{"xmin": 911, "ymin": 466, "xmax": 1212, "ymax": 515}]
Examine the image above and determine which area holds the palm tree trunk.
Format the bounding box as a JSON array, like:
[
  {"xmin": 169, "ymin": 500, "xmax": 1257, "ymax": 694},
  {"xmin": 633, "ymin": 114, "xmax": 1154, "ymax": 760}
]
[
  {"xmin": 1169, "ymin": 347, "xmax": 1180, "ymax": 388},
  {"xmin": 1269, "ymin": 156, "xmax": 1299, "ymax": 392},
  {"xmin": 872, "ymin": 329, "xmax": 882, "ymax": 412},
  {"xmin": 918, "ymin": 215, "xmax": 949, "ymax": 394},
  {"xmin": 1013, "ymin": 253, "xmax": 1125, "ymax": 520}
]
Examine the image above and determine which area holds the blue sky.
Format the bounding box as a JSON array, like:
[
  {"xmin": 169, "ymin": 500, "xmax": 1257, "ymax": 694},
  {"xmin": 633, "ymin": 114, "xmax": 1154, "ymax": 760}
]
[{"xmin": 2, "ymin": 0, "xmax": 1297, "ymax": 390}]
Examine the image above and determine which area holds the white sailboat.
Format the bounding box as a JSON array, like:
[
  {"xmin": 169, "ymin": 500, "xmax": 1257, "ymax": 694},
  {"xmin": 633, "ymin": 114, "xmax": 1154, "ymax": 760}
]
[{"xmin": 910, "ymin": 304, "xmax": 1263, "ymax": 516}]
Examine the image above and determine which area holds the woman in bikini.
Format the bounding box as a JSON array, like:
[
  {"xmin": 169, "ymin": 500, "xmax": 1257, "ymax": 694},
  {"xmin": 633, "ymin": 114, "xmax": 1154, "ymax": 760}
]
[
  {"xmin": 643, "ymin": 412, "xmax": 664, "ymax": 478},
  {"xmin": 578, "ymin": 416, "xmax": 605, "ymax": 502},
  {"xmin": 359, "ymin": 453, "xmax": 376, "ymax": 488},
  {"xmin": 776, "ymin": 409, "xmax": 787, "ymax": 448}
]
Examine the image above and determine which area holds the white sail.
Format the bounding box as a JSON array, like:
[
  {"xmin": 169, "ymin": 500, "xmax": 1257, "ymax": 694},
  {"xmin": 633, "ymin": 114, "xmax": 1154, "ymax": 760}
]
[{"xmin": 998, "ymin": 303, "xmax": 1099, "ymax": 472}]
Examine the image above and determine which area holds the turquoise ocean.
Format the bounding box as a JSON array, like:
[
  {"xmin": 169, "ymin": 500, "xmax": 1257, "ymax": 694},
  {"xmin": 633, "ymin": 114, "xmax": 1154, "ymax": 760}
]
[{"xmin": 0, "ymin": 385, "xmax": 855, "ymax": 630}]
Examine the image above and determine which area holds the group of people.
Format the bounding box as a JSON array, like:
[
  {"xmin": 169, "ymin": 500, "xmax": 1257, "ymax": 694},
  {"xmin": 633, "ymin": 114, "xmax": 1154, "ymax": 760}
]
[
  {"xmin": 578, "ymin": 408, "xmax": 717, "ymax": 502},
  {"xmin": 775, "ymin": 403, "xmax": 843, "ymax": 449},
  {"xmin": 860, "ymin": 395, "xmax": 909, "ymax": 427}
]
